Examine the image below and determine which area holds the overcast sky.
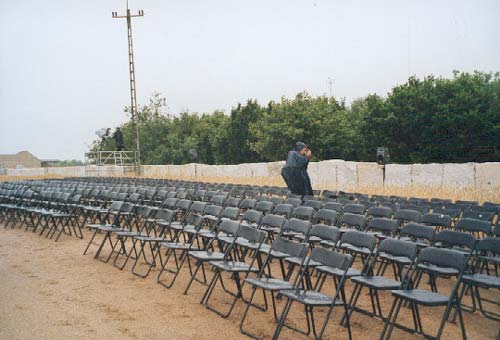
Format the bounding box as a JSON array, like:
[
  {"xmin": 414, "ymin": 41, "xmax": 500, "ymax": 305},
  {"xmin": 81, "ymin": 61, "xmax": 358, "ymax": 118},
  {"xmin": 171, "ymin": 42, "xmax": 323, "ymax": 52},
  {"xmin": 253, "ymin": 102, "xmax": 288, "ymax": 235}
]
[{"xmin": 1, "ymin": 0, "xmax": 499, "ymax": 160}]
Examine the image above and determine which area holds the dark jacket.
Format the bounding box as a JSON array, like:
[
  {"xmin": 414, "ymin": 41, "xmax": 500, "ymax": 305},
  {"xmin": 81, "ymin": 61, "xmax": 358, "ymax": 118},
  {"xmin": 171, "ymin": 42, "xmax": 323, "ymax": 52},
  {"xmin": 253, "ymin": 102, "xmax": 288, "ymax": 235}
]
[{"xmin": 281, "ymin": 150, "xmax": 313, "ymax": 196}]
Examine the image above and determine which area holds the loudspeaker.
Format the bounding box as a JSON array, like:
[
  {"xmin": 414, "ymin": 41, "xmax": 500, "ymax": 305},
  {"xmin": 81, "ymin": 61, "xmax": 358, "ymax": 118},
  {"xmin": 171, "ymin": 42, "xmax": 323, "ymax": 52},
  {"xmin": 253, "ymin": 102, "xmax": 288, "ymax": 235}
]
[{"xmin": 376, "ymin": 147, "xmax": 389, "ymax": 165}]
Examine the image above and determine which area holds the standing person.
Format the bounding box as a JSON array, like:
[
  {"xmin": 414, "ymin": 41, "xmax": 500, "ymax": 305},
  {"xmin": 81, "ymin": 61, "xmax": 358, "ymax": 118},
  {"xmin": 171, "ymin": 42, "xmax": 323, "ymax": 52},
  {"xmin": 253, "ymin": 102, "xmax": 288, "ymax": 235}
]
[
  {"xmin": 281, "ymin": 142, "xmax": 313, "ymax": 197},
  {"xmin": 113, "ymin": 127, "xmax": 125, "ymax": 151}
]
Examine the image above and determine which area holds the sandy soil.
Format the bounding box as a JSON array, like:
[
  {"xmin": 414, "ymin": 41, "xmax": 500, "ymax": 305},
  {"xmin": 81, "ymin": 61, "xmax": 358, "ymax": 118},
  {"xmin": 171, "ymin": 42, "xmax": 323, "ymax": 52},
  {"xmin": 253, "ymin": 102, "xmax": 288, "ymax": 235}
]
[{"xmin": 0, "ymin": 226, "xmax": 498, "ymax": 340}]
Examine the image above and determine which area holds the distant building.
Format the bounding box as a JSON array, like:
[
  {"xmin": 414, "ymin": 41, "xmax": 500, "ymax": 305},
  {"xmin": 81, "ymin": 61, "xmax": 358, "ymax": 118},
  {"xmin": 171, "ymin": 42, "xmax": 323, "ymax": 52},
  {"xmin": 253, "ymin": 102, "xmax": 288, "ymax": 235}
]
[
  {"xmin": 0, "ymin": 151, "xmax": 42, "ymax": 169},
  {"xmin": 41, "ymin": 159, "xmax": 62, "ymax": 167}
]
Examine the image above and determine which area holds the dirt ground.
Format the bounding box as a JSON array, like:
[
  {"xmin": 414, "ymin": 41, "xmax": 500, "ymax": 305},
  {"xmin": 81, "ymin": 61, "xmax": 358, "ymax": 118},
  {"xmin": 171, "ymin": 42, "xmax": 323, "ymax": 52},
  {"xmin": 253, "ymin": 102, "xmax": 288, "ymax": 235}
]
[{"xmin": 0, "ymin": 226, "xmax": 498, "ymax": 340}]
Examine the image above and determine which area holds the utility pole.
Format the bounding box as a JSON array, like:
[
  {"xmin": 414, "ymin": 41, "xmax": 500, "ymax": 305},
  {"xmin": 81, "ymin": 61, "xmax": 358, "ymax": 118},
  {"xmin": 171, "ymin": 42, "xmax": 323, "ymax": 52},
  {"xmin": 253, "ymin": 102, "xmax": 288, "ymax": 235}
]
[
  {"xmin": 112, "ymin": 1, "xmax": 144, "ymax": 175},
  {"xmin": 328, "ymin": 77, "xmax": 335, "ymax": 98}
]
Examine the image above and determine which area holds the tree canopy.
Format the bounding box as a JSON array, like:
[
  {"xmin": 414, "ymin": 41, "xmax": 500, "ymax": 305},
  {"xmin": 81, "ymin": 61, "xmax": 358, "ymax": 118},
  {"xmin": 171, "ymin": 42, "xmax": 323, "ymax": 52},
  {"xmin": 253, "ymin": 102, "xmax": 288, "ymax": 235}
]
[{"xmin": 93, "ymin": 71, "xmax": 500, "ymax": 164}]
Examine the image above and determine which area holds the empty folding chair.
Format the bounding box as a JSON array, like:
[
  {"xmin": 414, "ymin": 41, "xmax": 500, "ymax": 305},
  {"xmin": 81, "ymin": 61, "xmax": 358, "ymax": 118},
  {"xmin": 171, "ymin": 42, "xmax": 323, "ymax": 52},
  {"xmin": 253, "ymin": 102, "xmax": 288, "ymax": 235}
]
[
  {"xmin": 399, "ymin": 222, "xmax": 436, "ymax": 249},
  {"xmin": 239, "ymin": 198, "xmax": 257, "ymax": 214},
  {"xmin": 225, "ymin": 197, "xmax": 242, "ymax": 208},
  {"xmin": 379, "ymin": 247, "xmax": 468, "ymax": 340},
  {"xmin": 240, "ymin": 238, "xmax": 309, "ymax": 340},
  {"xmin": 346, "ymin": 239, "xmax": 418, "ymax": 325},
  {"xmin": 458, "ymin": 237, "xmax": 500, "ymax": 327},
  {"xmin": 184, "ymin": 219, "xmax": 241, "ymax": 295},
  {"xmin": 201, "ymin": 224, "xmax": 267, "ymax": 318},
  {"xmin": 272, "ymin": 247, "xmax": 354, "ymax": 340},
  {"xmin": 258, "ymin": 214, "xmax": 287, "ymax": 238}
]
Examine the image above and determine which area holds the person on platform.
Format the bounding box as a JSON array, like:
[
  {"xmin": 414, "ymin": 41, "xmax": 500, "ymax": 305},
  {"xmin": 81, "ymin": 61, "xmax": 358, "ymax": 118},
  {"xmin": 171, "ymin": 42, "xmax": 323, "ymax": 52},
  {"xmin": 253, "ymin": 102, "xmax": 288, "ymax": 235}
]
[
  {"xmin": 281, "ymin": 141, "xmax": 313, "ymax": 197},
  {"xmin": 113, "ymin": 127, "xmax": 124, "ymax": 151}
]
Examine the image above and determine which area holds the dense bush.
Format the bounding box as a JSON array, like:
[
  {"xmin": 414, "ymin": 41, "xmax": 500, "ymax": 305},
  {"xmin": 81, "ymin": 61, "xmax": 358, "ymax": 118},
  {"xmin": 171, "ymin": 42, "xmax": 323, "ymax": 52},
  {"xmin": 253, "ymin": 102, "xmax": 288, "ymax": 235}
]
[{"xmin": 93, "ymin": 71, "xmax": 500, "ymax": 164}]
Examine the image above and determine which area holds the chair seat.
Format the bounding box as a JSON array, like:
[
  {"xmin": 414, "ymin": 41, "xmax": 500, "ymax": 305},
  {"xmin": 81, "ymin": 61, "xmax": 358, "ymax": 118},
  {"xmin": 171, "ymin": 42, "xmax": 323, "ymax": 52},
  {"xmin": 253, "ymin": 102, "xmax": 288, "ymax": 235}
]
[
  {"xmin": 134, "ymin": 235, "xmax": 164, "ymax": 242},
  {"xmin": 188, "ymin": 250, "xmax": 225, "ymax": 261},
  {"xmin": 210, "ymin": 261, "xmax": 259, "ymax": 272},
  {"xmin": 235, "ymin": 238, "xmax": 261, "ymax": 250},
  {"xmin": 260, "ymin": 226, "xmax": 281, "ymax": 234},
  {"xmin": 87, "ymin": 224, "xmax": 114, "ymax": 231},
  {"xmin": 280, "ymin": 290, "xmax": 344, "ymax": 306},
  {"xmin": 114, "ymin": 230, "xmax": 140, "ymax": 236},
  {"xmin": 285, "ymin": 256, "xmax": 321, "ymax": 267},
  {"xmin": 319, "ymin": 240, "xmax": 338, "ymax": 248},
  {"xmin": 218, "ymin": 235, "xmax": 236, "ymax": 244},
  {"xmin": 379, "ymin": 252, "xmax": 412, "ymax": 265},
  {"xmin": 480, "ymin": 255, "xmax": 500, "ymax": 264},
  {"xmin": 418, "ymin": 263, "xmax": 459, "ymax": 276},
  {"xmin": 462, "ymin": 273, "xmax": 500, "ymax": 288},
  {"xmin": 391, "ymin": 289, "xmax": 450, "ymax": 306},
  {"xmin": 340, "ymin": 243, "xmax": 373, "ymax": 256},
  {"xmin": 160, "ymin": 242, "xmax": 197, "ymax": 250},
  {"xmin": 351, "ymin": 276, "xmax": 401, "ymax": 289},
  {"xmin": 244, "ymin": 277, "xmax": 294, "ymax": 291},
  {"xmin": 316, "ymin": 265, "xmax": 361, "ymax": 277}
]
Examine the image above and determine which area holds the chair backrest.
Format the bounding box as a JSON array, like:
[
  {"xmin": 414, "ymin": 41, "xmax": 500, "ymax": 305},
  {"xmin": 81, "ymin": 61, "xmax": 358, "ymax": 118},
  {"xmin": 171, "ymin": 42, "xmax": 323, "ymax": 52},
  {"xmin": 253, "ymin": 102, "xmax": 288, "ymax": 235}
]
[
  {"xmin": 309, "ymin": 224, "xmax": 341, "ymax": 243},
  {"xmin": 217, "ymin": 219, "xmax": 240, "ymax": 236},
  {"xmin": 220, "ymin": 206, "xmax": 240, "ymax": 220},
  {"xmin": 259, "ymin": 214, "xmax": 287, "ymax": 230},
  {"xmin": 417, "ymin": 247, "xmax": 467, "ymax": 273},
  {"xmin": 462, "ymin": 210, "xmax": 495, "ymax": 223},
  {"xmin": 367, "ymin": 217, "xmax": 398, "ymax": 235},
  {"xmin": 340, "ymin": 230, "xmax": 377, "ymax": 252},
  {"xmin": 239, "ymin": 198, "xmax": 257, "ymax": 210},
  {"xmin": 475, "ymin": 237, "xmax": 500, "ymax": 255},
  {"xmin": 237, "ymin": 224, "xmax": 266, "ymax": 244},
  {"xmin": 155, "ymin": 208, "xmax": 175, "ymax": 221},
  {"xmin": 339, "ymin": 213, "xmax": 366, "ymax": 230},
  {"xmin": 225, "ymin": 197, "xmax": 242, "ymax": 208},
  {"xmin": 303, "ymin": 200, "xmax": 323, "ymax": 211},
  {"xmin": 400, "ymin": 222, "xmax": 436, "ymax": 243},
  {"xmin": 163, "ymin": 197, "xmax": 179, "ymax": 210},
  {"xmin": 394, "ymin": 209, "xmax": 422, "ymax": 224},
  {"xmin": 434, "ymin": 230, "xmax": 476, "ymax": 252},
  {"xmin": 175, "ymin": 199, "xmax": 192, "ymax": 212},
  {"xmin": 271, "ymin": 237, "xmax": 309, "ymax": 258},
  {"xmin": 292, "ymin": 206, "xmax": 315, "ymax": 221},
  {"xmin": 367, "ymin": 206, "xmax": 393, "ymax": 219},
  {"xmin": 285, "ymin": 197, "xmax": 302, "ymax": 208},
  {"xmin": 310, "ymin": 247, "xmax": 352, "ymax": 271},
  {"xmin": 343, "ymin": 203, "xmax": 366, "ymax": 215},
  {"xmin": 282, "ymin": 218, "xmax": 312, "ymax": 236},
  {"xmin": 210, "ymin": 194, "xmax": 227, "ymax": 206},
  {"xmin": 313, "ymin": 209, "xmax": 338, "ymax": 226},
  {"xmin": 241, "ymin": 209, "xmax": 263, "ymax": 225},
  {"xmin": 255, "ymin": 201, "xmax": 274, "ymax": 214},
  {"xmin": 378, "ymin": 238, "xmax": 418, "ymax": 263},
  {"xmin": 323, "ymin": 202, "xmax": 342, "ymax": 212},
  {"xmin": 422, "ymin": 213, "xmax": 452, "ymax": 229},
  {"xmin": 456, "ymin": 218, "xmax": 492, "ymax": 236},
  {"xmin": 189, "ymin": 201, "xmax": 207, "ymax": 215},
  {"xmin": 273, "ymin": 204, "xmax": 294, "ymax": 218},
  {"xmin": 109, "ymin": 201, "xmax": 124, "ymax": 212},
  {"xmin": 204, "ymin": 205, "xmax": 223, "ymax": 218}
]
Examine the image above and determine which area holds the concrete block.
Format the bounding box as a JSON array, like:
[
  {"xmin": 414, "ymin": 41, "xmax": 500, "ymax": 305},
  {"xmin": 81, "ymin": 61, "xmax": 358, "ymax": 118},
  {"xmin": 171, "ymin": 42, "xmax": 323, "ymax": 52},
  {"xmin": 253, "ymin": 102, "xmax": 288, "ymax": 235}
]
[
  {"xmin": 384, "ymin": 164, "xmax": 412, "ymax": 187},
  {"xmin": 475, "ymin": 162, "xmax": 500, "ymax": 191},
  {"xmin": 411, "ymin": 163, "xmax": 443, "ymax": 187},
  {"xmin": 357, "ymin": 162, "xmax": 384, "ymax": 188},
  {"xmin": 442, "ymin": 163, "xmax": 475, "ymax": 188}
]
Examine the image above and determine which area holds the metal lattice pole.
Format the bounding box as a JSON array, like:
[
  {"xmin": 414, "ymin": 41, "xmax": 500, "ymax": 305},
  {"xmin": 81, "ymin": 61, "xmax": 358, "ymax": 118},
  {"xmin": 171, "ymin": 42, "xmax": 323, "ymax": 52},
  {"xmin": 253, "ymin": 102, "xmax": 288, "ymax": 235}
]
[{"xmin": 112, "ymin": 1, "xmax": 144, "ymax": 175}]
